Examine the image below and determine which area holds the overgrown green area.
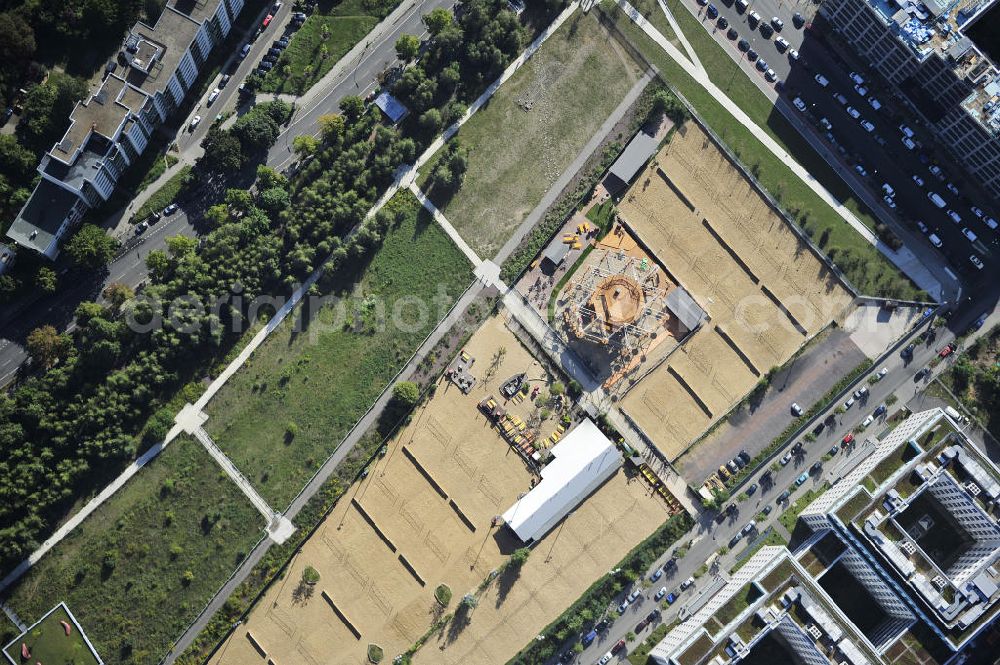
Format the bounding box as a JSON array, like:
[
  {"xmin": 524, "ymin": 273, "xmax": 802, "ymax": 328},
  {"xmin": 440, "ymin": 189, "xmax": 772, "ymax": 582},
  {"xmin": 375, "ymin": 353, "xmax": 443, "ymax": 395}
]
[
  {"xmin": 500, "ymin": 83, "xmax": 687, "ymax": 282},
  {"xmin": 2, "ymin": 438, "xmax": 262, "ymax": 664},
  {"xmin": 133, "ymin": 165, "xmax": 194, "ymax": 222},
  {"xmin": 628, "ymin": 622, "xmax": 670, "ymax": 665},
  {"xmin": 596, "ymin": 3, "xmax": 922, "ymax": 300},
  {"xmin": 779, "ymin": 484, "xmax": 829, "ymax": 533},
  {"xmin": 2, "ymin": 604, "xmax": 99, "ymax": 665},
  {"xmin": 730, "ymin": 528, "xmax": 786, "ymax": 574},
  {"xmin": 939, "ymin": 322, "xmax": 1000, "ymax": 436},
  {"xmin": 257, "ymin": 0, "xmax": 384, "ymax": 95},
  {"xmin": 507, "ymin": 513, "xmax": 694, "ymax": 665},
  {"xmin": 420, "ymin": 9, "xmax": 643, "ymax": 258},
  {"xmin": 206, "ymin": 192, "xmax": 471, "ymax": 507}
]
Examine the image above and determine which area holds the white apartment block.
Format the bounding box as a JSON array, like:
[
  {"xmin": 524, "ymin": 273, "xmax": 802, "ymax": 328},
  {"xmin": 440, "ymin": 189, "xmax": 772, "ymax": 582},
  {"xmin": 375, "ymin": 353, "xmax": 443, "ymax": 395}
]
[{"xmin": 6, "ymin": 0, "xmax": 247, "ymax": 260}]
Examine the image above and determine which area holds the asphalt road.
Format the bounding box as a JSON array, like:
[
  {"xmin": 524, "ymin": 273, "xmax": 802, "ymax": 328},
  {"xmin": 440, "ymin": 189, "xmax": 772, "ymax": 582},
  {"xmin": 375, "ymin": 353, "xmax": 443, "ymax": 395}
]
[
  {"xmin": 678, "ymin": 0, "xmax": 998, "ymax": 295},
  {"xmin": 0, "ymin": 0, "xmax": 453, "ymax": 387},
  {"xmin": 564, "ymin": 292, "xmax": 999, "ymax": 665}
]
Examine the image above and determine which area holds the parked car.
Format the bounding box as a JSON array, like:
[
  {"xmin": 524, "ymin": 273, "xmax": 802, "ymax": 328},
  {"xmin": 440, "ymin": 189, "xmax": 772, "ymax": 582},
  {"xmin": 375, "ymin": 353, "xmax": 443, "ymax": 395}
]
[
  {"xmin": 884, "ymin": 195, "xmax": 897, "ymax": 209},
  {"xmin": 939, "ymin": 343, "xmax": 956, "ymax": 358},
  {"xmin": 788, "ymin": 47, "xmax": 799, "ymax": 60},
  {"xmin": 747, "ymin": 483, "xmax": 758, "ymax": 496},
  {"xmin": 240, "ymin": 43, "xmax": 251, "ymax": 59},
  {"xmin": 612, "ymin": 638, "xmax": 627, "ymax": 654},
  {"xmin": 796, "ymin": 472, "xmax": 808, "ymax": 486},
  {"xmin": 665, "ymin": 592, "xmax": 677, "ymax": 604},
  {"xmin": 728, "ymin": 533, "xmax": 742, "ymax": 548},
  {"xmin": 780, "ymin": 452, "xmax": 792, "ymax": 466},
  {"xmin": 635, "ymin": 617, "xmax": 649, "ymax": 632},
  {"xmin": 706, "ymin": 3, "xmax": 718, "ymax": 17},
  {"xmin": 929, "ymin": 164, "xmax": 944, "ymax": 179},
  {"xmin": 727, "ymin": 27, "xmax": 739, "ymax": 39},
  {"xmin": 771, "ymin": 16, "xmax": 784, "ymax": 30},
  {"xmin": 207, "ymin": 87, "xmax": 221, "ymax": 106},
  {"xmin": 810, "ymin": 461, "xmax": 822, "ymax": 473},
  {"xmin": 134, "ymin": 221, "xmax": 149, "ymax": 235},
  {"xmin": 853, "ymin": 386, "xmax": 869, "ymax": 400},
  {"xmin": 946, "ymin": 182, "xmax": 960, "ymax": 196},
  {"xmin": 738, "ymin": 37, "xmax": 751, "ymax": 51},
  {"xmin": 558, "ymin": 649, "xmax": 575, "ymax": 663},
  {"xmin": 761, "ymin": 504, "xmax": 773, "ymax": 516},
  {"xmin": 860, "ymin": 119, "xmax": 875, "ymax": 132},
  {"xmin": 948, "ymin": 209, "xmax": 962, "ymax": 224},
  {"xmin": 873, "ymin": 403, "xmax": 887, "ymax": 417},
  {"xmin": 717, "ymin": 16, "xmax": 728, "ymax": 29},
  {"xmin": 793, "ymin": 97, "xmax": 807, "ymax": 112},
  {"xmin": 862, "ymin": 414, "xmax": 874, "ymax": 428},
  {"xmin": 828, "ymin": 445, "xmax": 839, "ymax": 456},
  {"xmin": 846, "ymin": 105, "xmax": 860, "ymax": 119},
  {"xmin": 791, "ymin": 402, "xmax": 803, "ymax": 416},
  {"xmin": 775, "ymin": 36, "xmax": 789, "ymax": 51},
  {"xmin": 815, "ymin": 73, "xmax": 830, "ymax": 87},
  {"xmin": 738, "ymin": 450, "xmax": 751, "ymax": 465},
  {"xmin": 850, "ymin": 71, "xmax": 865, "ymax": 85},
  {"xmin": 262, "ymin": 13, "xmax": 273, "ymax": 28},
  {"xmin": 650, "ymin": 568, "xmax": 663, "ymax": 583},
  {"xmin": 219, "ymin": 74, "xmax": 231, "ymax": 88},
  {"xmin": 655, "ymin": 586, "xmax": 668, "ymax": 601},
  {"xmin": 747, "ymin": 49, "xmax": 758, "ymax": 62},
  {"xmin": 680, "ymin": 577, "xmax": 695, "ymax": 590},
  {"xmin": 163, "ymin": 203, "xmax": 179, "ymax": 216},
  {"xmin": 902, "ymin": 136, "xmax": 917, "ymax": 150},
  {"xmin": 618, "ymin": 598, "xmax": 631, "ymax": 613},
  {"xmin": 868, "ymin": 96, "xmax": 882, "ymax": 110},
  {"xmin": 842, "ymin": 433, "xmax": 855, "ymax": 446},
  {"xmin": 792, "ymin": 11, "xmax": 805, "ymax": 26},
  {"xmin": 916, "ymin": 220, "xmax": 929, "ymax": 234},
  {"xmin": 833, "ymin": 92, "xmax": 848, "ymax": 104},
  {"xmin": 778, "ymin": 490, "xmax": 791, "ymax": 502},
  {"xmin": 598, "ymin": 651, "xmax": 613, "ymax": 665},
  {"xmin": 970, "ymin": 254, "xmax": 985, "ymax": 270},
  {"xmin": 962, "ymin": 227, "xmax": 978, "ymax": 243},
  {"xmin": 899, "ymin": 124, "xmax": 915, "ymax": 138}
]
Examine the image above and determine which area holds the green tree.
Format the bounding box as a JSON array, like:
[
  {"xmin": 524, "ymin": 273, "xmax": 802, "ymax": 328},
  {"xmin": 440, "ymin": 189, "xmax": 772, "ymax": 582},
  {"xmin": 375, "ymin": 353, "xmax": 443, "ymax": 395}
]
[
  {"xmin": 395, "ymin": 34, "xmax": 420, "ymax": 61},
  {"xmin": 204, "ymin": 204, "xmax": 230, "ymax": 227},
  {"xmin": 102, "ymin": 282, "xmax": 133, "ymax": 311},
  {"xmin": 392, "ymin": 381, "xmax": 420, "ymax": 408},
  {"xmin": 201, "ymin": 126, "xmax": 243, "ymax": 172},
  {"xmin": 417, "ymin": 108, "xmax": 442, "ymax": 136},
  {"xmin": 35, "ymin": 266, "xmax": 57, "ymax": 294},
  {"xmin": 231, "ymin": 110, "xmax": 280, "ymax": 156},
  {"xmin": 26, "ymin": 325, "xmax": 70, "ymax": 368},
  {"xmin": 317, "ymin": 113, "xmax": 344, "ymax": 140},
  {"xmin": 292, "ymin": 134, "xmax": 319, "ymax": 157},
  {"xmin": 511, "ymin": 546, "xmax": 531, "ymax": 567},
  {"xmin": 423, "ymin": 7, "xmax": 452, "ymax": 35},
  {"xmin": 63, "ymin": 224, "xmax": 118, "ymax": 268},
  {"xmin": 18, "ymin": 71, "xmax": 88, "ymax": 152},
  {"xmin": 339, "ymin": 95, "xmax": 365, "ymax": 122},
  {"xmin": 166, "ymin": 235, "xmax": 197, "ymax": 259},
  {"xmin": 145, "ymin": 249, "xmax": 170, "ymax": 280},
  {"xmin": 259, "ymin": 187, "xmax": 290, "ymax": 215}
]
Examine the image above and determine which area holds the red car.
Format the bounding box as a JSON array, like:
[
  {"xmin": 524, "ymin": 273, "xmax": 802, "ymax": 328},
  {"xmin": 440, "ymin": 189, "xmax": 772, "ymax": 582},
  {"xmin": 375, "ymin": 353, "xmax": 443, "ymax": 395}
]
[
  {"xmin": 938, "ymin": 343, "xmax": 956, "ymax": 358},
  {"xmin": 262, "ymin": 13, "xmax": 273, "ymax": 27},
  {"xmin": 611, "ymin": 639, "xmax": 626, "ymax": 654},
  {"xmin": 842, "ymin": 433, "xmax": 854, "ymax": 446}
]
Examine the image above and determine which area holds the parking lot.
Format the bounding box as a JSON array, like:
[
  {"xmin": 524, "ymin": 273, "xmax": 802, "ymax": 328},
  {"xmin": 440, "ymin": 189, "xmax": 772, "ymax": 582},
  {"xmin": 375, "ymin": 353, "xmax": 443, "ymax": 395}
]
[{"xmin": 681, "ymin": 0, "xmax": 1000, "ymax": 285}]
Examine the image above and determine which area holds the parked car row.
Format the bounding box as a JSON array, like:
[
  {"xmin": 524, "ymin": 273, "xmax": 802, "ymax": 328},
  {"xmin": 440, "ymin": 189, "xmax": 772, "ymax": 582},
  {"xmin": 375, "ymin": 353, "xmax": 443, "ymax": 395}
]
[{"xmin": 717, "ymin": 449, "xmax": 751, "ymax": 482}]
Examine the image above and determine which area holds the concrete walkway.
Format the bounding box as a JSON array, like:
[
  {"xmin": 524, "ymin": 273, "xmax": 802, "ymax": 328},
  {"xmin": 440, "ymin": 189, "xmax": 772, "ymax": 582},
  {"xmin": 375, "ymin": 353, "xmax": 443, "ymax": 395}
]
[
  {"xmin": 407, "ymin": 182, "xmax": 483, "ymax": 266},
  {"xmin": 656, "ymin": 0, "xmax": 706, "ymax": 76},
  {"xmin": 613, "ymin": 0, "xmax": 943, "ymax": 301}
]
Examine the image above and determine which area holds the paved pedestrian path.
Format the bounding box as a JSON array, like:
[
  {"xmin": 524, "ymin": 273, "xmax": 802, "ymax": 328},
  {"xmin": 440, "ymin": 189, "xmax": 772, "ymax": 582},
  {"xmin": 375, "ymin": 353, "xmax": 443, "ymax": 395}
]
[
  {"xmin": 408, "ymin": 182, "xmax": 483, "ymax": 267},
  {"xmin": 656, "ymin": 0, "xmax": 706, "ymax": 75}
]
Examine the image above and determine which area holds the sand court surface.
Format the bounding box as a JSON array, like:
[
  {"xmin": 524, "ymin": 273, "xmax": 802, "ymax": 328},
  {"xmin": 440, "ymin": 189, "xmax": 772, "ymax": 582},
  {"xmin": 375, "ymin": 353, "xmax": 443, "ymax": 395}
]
[
  {"xmin": 619, "ymin": 121, "xmax": 854, "ymax": 461},
  {"xmin": 209, "ymin": 315, "xmax": 671, "ymax": 665},
  {"xmin": 413, "ymin": 467, "xmax": 667, "ymax": 665}
]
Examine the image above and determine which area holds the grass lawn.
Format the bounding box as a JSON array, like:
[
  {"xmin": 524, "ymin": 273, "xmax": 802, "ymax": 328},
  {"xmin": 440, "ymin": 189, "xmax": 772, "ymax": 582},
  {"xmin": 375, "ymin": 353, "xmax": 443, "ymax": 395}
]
[
  {"xmin": 137, "ymin": 154, "xmax": 179, "ymax": 195},
  {"xmin": 205, "ymin": 191, "xmax": 472, "ymax": 508},
  {"xmin": 3, "ymin": 604, "xmax": 100, "ymax": 665},
  {"xmin": 133, "ymin": 165, "xmax": 192, "ymax": 222},
  {"xmin": 2, "ymin": 437, "xmax": 263, "ymax": 665},
  {"xmin": 258, "ymin": 0, "xmax": 383, "ymax": 95},
  {"xmin": 596, "ymin": 4, "xmax": 922, "ymax": 300},
  {"xmin": 779, "ymin": 484, "xmax": 829, "ymax": 532},
  {"xmin": 419, "ymin": 10, "xmax": 644, "ymax": 259}
]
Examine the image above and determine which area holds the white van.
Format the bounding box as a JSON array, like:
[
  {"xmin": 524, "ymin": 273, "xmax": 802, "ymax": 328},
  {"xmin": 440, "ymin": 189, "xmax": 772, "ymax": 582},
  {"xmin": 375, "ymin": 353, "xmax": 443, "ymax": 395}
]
[
  {"xmin": 963, "ymin": 227, "xmax": 978, "ymax": 242},
  {"xmin": 945, "ymin": 405, "xmax": 962, "ymax": 421},
  {"xmin": 929, "ymin": 233, "xmax": 943, "ymax": 247},
  {"xmin": 927, "ymin": 191, "xmax": 946, "ymax": 208},
  {"xmin": 899, "ymin": 124, "xmax": 915, "ymax": 138},
  {"xmin": 948, "ymin": 209, "xmax": 962, "ymax": 224},
  {"xmin": 814, "ymin": 73, "xmax": 830, "ymax": 87}
]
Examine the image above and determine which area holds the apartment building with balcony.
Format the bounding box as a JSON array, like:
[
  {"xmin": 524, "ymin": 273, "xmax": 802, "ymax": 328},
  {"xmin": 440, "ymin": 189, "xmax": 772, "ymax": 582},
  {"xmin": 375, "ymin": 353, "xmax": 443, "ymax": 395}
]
[{"xmin": 6, "ymin": 0, "xmax": 247, "ymax": 259}]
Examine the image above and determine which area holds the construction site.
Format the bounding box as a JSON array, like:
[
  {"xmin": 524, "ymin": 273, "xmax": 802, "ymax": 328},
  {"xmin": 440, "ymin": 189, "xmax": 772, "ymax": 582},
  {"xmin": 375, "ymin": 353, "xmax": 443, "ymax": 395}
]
[
  {"xmin": 208, "ymin": 314, "xmax": 680, "ymax": 665},
  {"xmin": 611, "ymin": 120, "xmax": 855, "ymax": 462},
  {"xmin": 553, "ymin": 221, "xmax": 706, "ymax": 391}
]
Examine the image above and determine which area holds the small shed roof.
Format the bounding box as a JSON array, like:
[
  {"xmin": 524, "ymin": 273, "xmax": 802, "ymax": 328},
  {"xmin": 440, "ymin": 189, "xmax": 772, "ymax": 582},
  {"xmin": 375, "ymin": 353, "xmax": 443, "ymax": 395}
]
[
  {"xmin": 605, "ymin": 129, "xmax": 659, "ymax": 193},
  {"xmin": 374, "ymin": 92, "xmax": 409, "ymax": 123},
  {"xmin": 666, "ymin": 287, "xmax": 706, "ymax": 332},
  {"xmin": 541, "ymin": 240, "xmax": 571, "ymax": 266}
]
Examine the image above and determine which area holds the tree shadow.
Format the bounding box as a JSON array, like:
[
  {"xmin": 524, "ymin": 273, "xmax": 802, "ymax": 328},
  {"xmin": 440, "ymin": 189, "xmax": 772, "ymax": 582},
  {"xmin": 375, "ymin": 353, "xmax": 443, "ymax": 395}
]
[
  {"xmin": 444, "ymin": 601, "xmax": 473, "ymax": 645},
  {"xmin": 291, "ymin": 580, "xmax": 316, "ymax": 605},
  {"xmin": 494, "ymin": 563, "xmax": 522, "ymax": 609}
]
